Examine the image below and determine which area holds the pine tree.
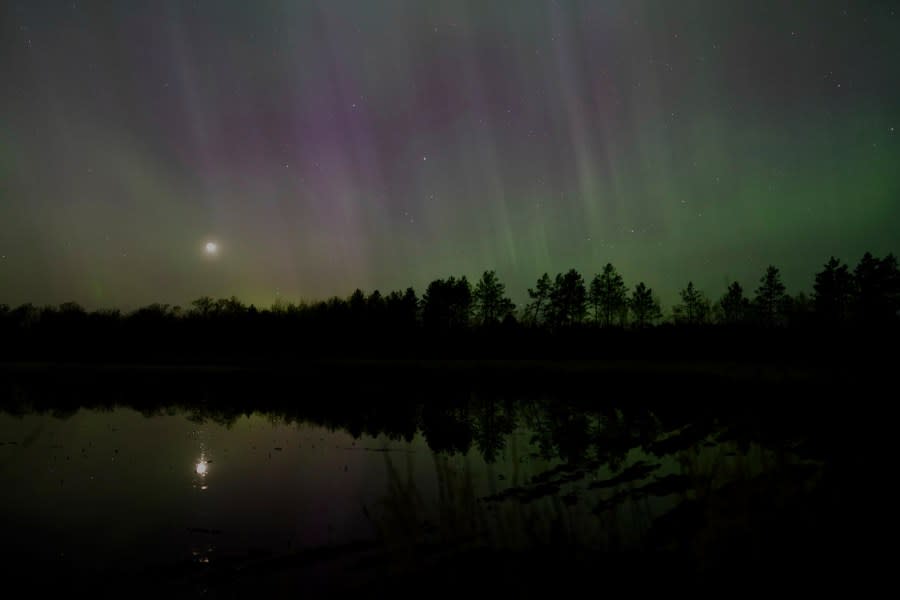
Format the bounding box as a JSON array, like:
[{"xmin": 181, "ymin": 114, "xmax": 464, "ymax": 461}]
[
  {"xmin": 813, "ymin": 257, "xmax": 853, "ymax": 324},
  {"xmin": 422, "ymin": 276, "xmax": 472, "ymax": 330},
  {"xmin": 589, "ymin": 263, "xmax": 628, "ymax": 327},
  {"xmin": 549, "ymin": 269, "xmax": 587, "ymax": 327},
  {"xmin": 753, "ymin": 265, "xmax": 787, "ymax": 327},
  {"xmin": 853, "ymin": 252, "xmax": 900, "ymax": 324},
  {"xmin": 525, "ymin": 273, "xmax": 553, "ymax": 326},
  {"xmin": 473, "ymin": 270, "xmax": 515, "ymax": 325},
  {"xmin": 674, "ymin": 282, "xmax": 710, "ymax": 325},
  {"xmin": 629, "ymin": 282, "xmax": 662, "ymax": 327},
  {"xmin": 718, "ymin": 281, "xmax": 750, "ymax": 325}
]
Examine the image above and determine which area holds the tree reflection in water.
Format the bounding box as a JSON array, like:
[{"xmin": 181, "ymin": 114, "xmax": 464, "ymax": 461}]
[{"xmin": 0, "ymin": 374, "xmax": 875, "ymax": 594}]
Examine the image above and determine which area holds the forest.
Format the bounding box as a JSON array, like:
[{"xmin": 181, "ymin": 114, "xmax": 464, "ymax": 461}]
[{"xmin": 1, "ymin": 251, "xmax": 897, "ymax": 363}]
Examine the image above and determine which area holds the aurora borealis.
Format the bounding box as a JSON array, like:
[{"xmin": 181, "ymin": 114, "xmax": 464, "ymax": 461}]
[{"xmin": 2, "ymin": 1, "xmax": 899, "ymax": 309}]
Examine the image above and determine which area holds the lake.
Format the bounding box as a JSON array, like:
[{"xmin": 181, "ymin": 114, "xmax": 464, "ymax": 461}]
[{"xmin": 0, "ymin": 365, "xmax": 880, "ymax": 596}]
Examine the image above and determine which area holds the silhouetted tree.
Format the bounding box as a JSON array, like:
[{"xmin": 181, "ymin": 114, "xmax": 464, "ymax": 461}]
[
  {"xmin": 270, "ymin": 297, "xmax": 291, "ymax": 314},
  {"xmin": 549, "ymin": 269, "xmax": 587, "ymax": 327},
  {"xmin": 4, "ymin": 249, "xmax": 900, "ymax": 365},
  {"xmin": 754, "ymin": 265, "xmax": 787, "ymax": 327},
  {"xmin": 525, "ymin": 273, "xmax": 553, "ymax": 326},
  {"xmin": 322, "ymin": 297, "xmax": 349, "ymax": 323},
  {"xmin": 367, "ymin": 290, "xmax": 386, "ymax": 327},
  {"xmin": 814, "ymin": 257, "xmax": 853, "ymax": 325},
  {"xmin": 673, "ymin": 282, "xmax": 710, "ymax": 325},
  {"xmin": 717, "ymin": 281, "xmax": 750, "ymax": 325},
  {"xmin": 57, "ymin": 301, "xmax": 86, "ymax": 316},
  {"xmin": 785, "ymin": 292, "xmax": 814, "ymax": 327},
  {"xmin": 853, "ymin": 252, "xmax": 900, "ymax": 325},
  {"xmin": 191, "ymin": 296, "xmax": 216, "ymax": 317},
  {"xmin": 473, "ymin": 270, "xmax": 515, "ymax": 325},
  {"xmin": 590, "ymin": 263, "xmax": 628, "ymax": 327},
  {"xmin": 628, "ymin": 282, "xmax": 662, "ymax": 328},
  {"xmin": 216, "ymin": 296, "xmax": 245, "ymax": 316},
  {"xmin": 348, "ymin": 288, "xmax": 367, "ymax": 326},
  {"xmin": 385, "ymin": 288, "xmax": 418, "ymax": 330},
  {"xmin": 422, "ymin": 276, "xmax": 472, "ymax": 331},
  {"xmin": 402, "ymin": 287, "xmax": 419, "ymax": 326},
  {"xmin": 9, "ymin": 303, "xmax": 39, "ymax": 327},
  {"xmin": 369, "ymin": 290, "xmax": 385, "ymax": 307},
  {"xmin": 131, "ymin": 303, "xmax": 173, "ymax": 322}
]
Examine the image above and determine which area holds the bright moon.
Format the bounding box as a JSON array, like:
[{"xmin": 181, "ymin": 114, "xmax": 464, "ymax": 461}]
[
  {"xmin": 195, "ymin": 461, "xmax": 208, "ymax": 476},
  {"xmin": 204, "ymin": 241, "xmax": 218, "ymax": 255}
]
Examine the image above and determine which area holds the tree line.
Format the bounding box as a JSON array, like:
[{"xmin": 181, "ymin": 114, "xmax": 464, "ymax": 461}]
[{"xmin": 0, "ymin": 251, "xmax": 897, "ymax": 362}]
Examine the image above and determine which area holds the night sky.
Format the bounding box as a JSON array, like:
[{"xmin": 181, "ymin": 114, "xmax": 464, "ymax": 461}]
[{"xmin": 3, "ymin": 1, "xmax": 899, "ymax": 309}]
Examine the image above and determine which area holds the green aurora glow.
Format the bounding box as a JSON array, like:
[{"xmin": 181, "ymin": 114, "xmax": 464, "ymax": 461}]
[{"xmin": 2, "ymin": 1, "xmax": 898, "ymax": 308}]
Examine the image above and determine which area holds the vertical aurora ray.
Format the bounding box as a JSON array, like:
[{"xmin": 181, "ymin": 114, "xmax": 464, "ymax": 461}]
[{"xmin": 1, "ymin": 0, "xmax": 898, "ymax": 308}]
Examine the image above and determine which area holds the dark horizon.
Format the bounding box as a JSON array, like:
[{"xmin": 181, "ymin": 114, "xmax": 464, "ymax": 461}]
[
  {"xmin": 3, "ymin": 250, "xmax": 897, "ymax": 370},
  {"xmin": 2, "ymin": 249, "xmax": 896, "ymax": 323}
]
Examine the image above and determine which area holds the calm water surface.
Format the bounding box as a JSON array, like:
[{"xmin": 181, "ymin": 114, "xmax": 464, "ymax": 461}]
[{"xmin": 0, "ymin": 382, "xmax": 870, "ymax": 595}]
